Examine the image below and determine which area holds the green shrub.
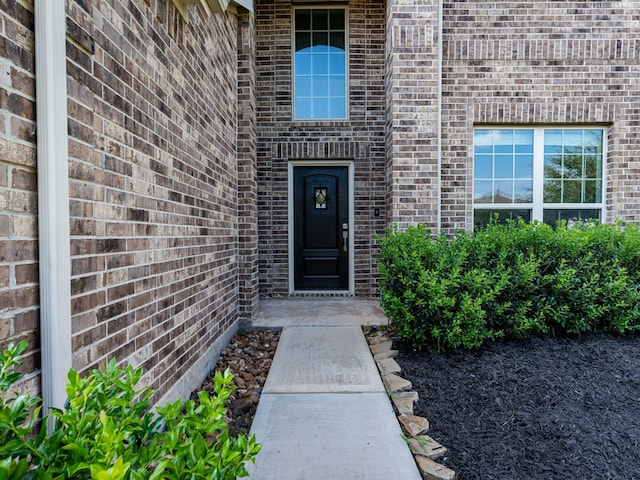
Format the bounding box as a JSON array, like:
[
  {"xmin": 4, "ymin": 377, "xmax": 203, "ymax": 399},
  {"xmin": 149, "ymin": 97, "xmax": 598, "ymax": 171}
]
[
  {"xmin": 378, "ymin": 221, "xmax": 640, "ymax": 351},
  {"xmin": 0, "ymin": 340, "xmax": 260, "ymax": 480}
]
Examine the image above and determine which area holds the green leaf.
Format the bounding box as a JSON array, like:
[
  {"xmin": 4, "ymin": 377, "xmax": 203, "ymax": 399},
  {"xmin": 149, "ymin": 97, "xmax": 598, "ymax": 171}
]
[
  {"xmin": 148, "ymin": 460, "xmax": 168, "ymax": 480},
  {"xmin": 89, "ymin": 457, "xmax": 129, "ymax": 480}
]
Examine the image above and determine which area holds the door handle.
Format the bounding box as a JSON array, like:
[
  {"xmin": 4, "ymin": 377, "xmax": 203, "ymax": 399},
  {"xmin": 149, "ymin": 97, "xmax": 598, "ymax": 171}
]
[{"xmin": 342, "ymin": 223, "xmax": 348, "ymax": 252}]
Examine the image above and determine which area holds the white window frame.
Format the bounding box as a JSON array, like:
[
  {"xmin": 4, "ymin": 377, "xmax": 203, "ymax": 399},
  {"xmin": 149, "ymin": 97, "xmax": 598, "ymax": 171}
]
[
  {"xmin": 472, "ymin": 126, "xmax": 607, "ymax": 225},
  {"xmin": 292, "ymin": 5, "xmax": 349, "ymax": 121}
]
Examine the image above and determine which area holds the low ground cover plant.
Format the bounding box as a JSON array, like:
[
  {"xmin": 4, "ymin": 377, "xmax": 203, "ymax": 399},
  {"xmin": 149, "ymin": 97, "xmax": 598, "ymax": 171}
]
[
  {"xmin": 0, "ymin": 340, "xmax": 260, "ymax": 480},
  {"xmin": 378, "ymin": 221, "xmax": 640, "ymax": 351}
]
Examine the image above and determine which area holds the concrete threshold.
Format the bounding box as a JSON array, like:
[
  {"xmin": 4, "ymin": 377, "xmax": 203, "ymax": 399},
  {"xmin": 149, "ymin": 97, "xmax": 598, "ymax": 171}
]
[{"xmin": 251, "ymin": 297, "xmax": 390, "ymax": 328}]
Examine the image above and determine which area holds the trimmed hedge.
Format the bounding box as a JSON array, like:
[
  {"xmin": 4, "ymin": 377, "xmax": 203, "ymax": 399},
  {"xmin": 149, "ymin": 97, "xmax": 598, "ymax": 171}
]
[{"xmin": 378, "ymin": 221, "xmax": 640, "ymax": 351}]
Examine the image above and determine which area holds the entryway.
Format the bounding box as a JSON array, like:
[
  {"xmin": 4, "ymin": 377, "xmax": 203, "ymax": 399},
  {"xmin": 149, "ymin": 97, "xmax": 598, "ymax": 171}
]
[{"xmin": 289, "ymin": 163, "xmax": 353, "ymax": 292}]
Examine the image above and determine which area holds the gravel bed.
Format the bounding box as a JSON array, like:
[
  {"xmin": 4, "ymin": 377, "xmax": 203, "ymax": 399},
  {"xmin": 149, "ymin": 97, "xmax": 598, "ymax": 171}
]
[{"xmin": 192, "ymin": 329, "xmax": 280, "ymax": 436}]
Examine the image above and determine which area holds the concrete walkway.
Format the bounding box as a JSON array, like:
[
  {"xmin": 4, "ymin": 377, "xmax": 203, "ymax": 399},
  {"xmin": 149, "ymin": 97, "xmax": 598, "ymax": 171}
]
[{"xmin": 245, "ymin": 298, "xmax": 422, "ymax": 480}]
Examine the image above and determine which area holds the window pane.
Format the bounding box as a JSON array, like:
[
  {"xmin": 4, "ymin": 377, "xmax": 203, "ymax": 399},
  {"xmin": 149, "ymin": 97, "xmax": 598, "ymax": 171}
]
[
  {"xmin": 544, "ymin": 130, "xmax": 562, "ymax": 149},
  {"xmin": 312, "ymin": 9, "xmax": 328, "ymax": 30},
  {"xmin": 514, "ymin": 180, "xmax": 533, "ymax": 203},
  {"xmin": 514, "ymin": 155, "xmax": 533, "ymax": 177},
  {"xmin": 313, "ymin": 77, "xmax": 328, "ymax": 96},
  {"xmin": 493, "ymin": 180, "xmax": 513, "ymax": 203},
  {"xmin": 514, "ymin": 130, "xmax": 533, "ymax": 152},
  {"xmin": 296, "ymin": 32, "xmax": 311, "ymax": 52},
  {"xmin": 329, "ymin": 76, "xmax": 345, "ymax": 96},
  {"xmin": 312, "ymin": 98, "xmax": 329, "ymax": 118},
  {"xmin": 296, "ymin": 76, "xmax": 311, "ymax": 96},
  {"xmin": 544, "ymin": 144, "xmax": 563, "ymax": 155},
  {"xmin": 474, "ymin": 209, "xmax": 493, "ymax": 228},
  {"xmin": 543, "ymin": 209, "xmax": 601, "ymax": 226},
  {"xmin": 295, "ymin": 53, "xmax": 311, "ymax": 74},
  {"xmin": 562, "ymin": 153, "xmax": 583, "ymax": 179},
  {"xmin": 329, "ymin": 53, "xmax": 345, "ymax": 74},
  {"xmin": 474, "ymin": 129, "xmax": 493, "ymax": 146},
  {"xmin": 564, "ymin": 130, "xmax": 583, "ymax": 147},
  {"xmin": 544, "ymin": 179, "xmax": 561, "ymax": 203},
  {"xmin": 329, "ymin": 98, "xmax": 346, "ymax": 118},
  {"xmin": 562, "ymin": 180, "xmax": 582, "ymax": 203},
  {"xmin": 474, "ymin": 155, "xmax": 492, "ymax": 178},
  {"xmin": 474, "ymin": 209, "xmax": 531, "ymax": 230},
  {"xmin": 584, "ymin": 180, "xmax": 602, "ymax": 203},
  {"xmin": 296, "ymin": 9, "xmax": 311, "ymax": 30},
  {"xmin": 544, "ymin": 155, "xmax": 563, "ymax": 178},
  {"xmin": 494, "ymin": 155, "xmax": 513, "ymax": 178},
  {"xmin": 584, "ymin": 155, "xmax": 602, "ymax": 178},
  {"xmin": 495, "ymin": 144, "xmax": 513, "ymax": 154},
  {"xmin": 295, "ymin": 98, "xmax": 312, "ymax": 119},
  {"xmin": 494, "ymin": 130, "xmax": 514, "ymax": 148},
  {"xmin": 474, "ymin": 180, "xmax": 493, "ymax": 203},
  {"xmin": 312, "ymin": 32, "xmax": 329, "ymax": 50},
  {"xmin": 475, "ymin": 145, "xmax": 493, "ymax": 154},
  {"xmin": 330, "ymin": 32, "xmax": 345, "ymax": 50},
  {"xmin": 584, "ymin": 129, "xmax": 603, "ymax": 149},
  {"xmin": 311, "ymin": 53, "xmax": 328, "ymax": 75},
  {"xmin": 329, "ymin": 9, "xmax": 344, "ymax": 29}
]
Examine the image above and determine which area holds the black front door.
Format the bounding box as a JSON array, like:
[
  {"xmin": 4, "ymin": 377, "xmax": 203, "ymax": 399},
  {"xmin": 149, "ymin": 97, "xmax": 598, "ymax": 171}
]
[{"xmin": 293, "ymin": 166, "xmax": 349, "ymax": 290}]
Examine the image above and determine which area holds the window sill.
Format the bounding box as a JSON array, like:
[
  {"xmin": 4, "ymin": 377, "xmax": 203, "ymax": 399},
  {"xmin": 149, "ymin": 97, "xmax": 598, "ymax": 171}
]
[{"xmin": 290, "ymin": 120, "xmax": 350, "ymax": 128}]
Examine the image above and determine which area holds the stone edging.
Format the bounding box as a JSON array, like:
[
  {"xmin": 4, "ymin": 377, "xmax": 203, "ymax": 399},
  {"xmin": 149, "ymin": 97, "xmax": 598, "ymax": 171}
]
[{"xmin": 365, "ymin": 328, "xmax": 457, "ymax": 480}]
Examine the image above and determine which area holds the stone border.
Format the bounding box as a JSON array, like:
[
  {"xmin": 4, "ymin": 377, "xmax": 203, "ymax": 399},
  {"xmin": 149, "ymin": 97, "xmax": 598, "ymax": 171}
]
[{"xmin": 365, "ymin": 328, "xmax": 457, "ymax": 480}]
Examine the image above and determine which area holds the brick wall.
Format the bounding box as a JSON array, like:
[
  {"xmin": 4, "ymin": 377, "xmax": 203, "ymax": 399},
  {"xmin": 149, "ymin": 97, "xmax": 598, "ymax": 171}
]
[
  {"xmin": 386, "ymin": 0, "xmax": 440, "ymax": 230},
  {"xmin": 440, "ymin": 1, "xmax": 640, "ymax": 231},
  {"xmin": 0, "ymin": 0, "xmax": 39, "ymax": 393},
  {"xmin": 255, "ymin": 0, "xmax": 386, "ymax": 296},
  {"xmin": 237, "ymin": 10, "xmax": 259, "ymax": 317},
  {"xmin": 1, "ymin": 0, "xmax": 254, "ymax": 404},
  {"xmin": 64, "ymin": 0, "xmax": 244, "ymax": 401}
]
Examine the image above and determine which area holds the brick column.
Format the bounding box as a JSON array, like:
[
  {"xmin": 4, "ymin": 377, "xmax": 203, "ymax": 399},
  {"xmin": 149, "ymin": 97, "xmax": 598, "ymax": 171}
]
[
  {"xmin": 237, "ymin": 10, "xmax": 259, "ymax": 317},
  {"xmin": 385, "ymin": 0, "xmax": 440, "ymax": 230}
]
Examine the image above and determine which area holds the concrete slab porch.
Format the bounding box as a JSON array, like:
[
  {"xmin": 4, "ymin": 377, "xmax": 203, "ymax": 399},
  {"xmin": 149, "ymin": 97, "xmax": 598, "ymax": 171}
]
[{"xmin": 251, "ymin": 297, "xmax": 390, "ymax": 328}]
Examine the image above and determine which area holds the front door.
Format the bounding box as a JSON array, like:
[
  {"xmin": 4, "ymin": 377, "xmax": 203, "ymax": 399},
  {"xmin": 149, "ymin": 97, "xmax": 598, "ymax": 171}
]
[{"xmin": 293, "ymin": 166, "xmax": 349, "ymax": 290}]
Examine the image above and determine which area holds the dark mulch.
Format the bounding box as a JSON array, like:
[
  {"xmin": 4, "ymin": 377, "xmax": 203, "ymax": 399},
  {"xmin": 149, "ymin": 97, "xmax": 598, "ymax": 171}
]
[{"xmin": 395, "ymin": 333, "xmax": 640, "ymax": 480}]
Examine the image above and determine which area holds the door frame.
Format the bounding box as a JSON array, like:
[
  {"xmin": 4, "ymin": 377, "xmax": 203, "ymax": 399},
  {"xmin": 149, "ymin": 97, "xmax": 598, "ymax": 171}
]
[{"xmin": 288, "ymin": 160, "xmax": 355, "ymax": 295}]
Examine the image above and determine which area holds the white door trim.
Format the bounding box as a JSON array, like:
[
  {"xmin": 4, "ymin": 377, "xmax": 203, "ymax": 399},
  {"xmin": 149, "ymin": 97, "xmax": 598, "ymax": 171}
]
[{"xmin": 288, "ymin": 160, "xmax": 355, "ymax": 295}]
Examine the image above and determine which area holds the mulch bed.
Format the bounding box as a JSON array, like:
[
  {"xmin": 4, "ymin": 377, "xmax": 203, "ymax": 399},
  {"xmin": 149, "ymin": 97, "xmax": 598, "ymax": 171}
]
[{"xmin": 395, "ymin": 333, "xmax": 640, "ymax": 480}]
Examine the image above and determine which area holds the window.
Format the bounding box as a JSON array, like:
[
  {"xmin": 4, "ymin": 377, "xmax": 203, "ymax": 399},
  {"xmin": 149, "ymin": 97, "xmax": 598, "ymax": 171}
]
[
  {"xmin": 293, "ymin": 8, "xmax": 347, "ymax": 120},
  {"xmin": 473, "ymin": 128, "xmax": 605, "ymax": 229}
]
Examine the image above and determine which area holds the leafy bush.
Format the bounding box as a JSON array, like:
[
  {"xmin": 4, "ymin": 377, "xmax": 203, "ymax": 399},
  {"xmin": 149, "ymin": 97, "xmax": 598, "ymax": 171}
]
[
  {"xmin": 0, "ymin": 341, "xmax": 260, "ymax": 480},
  {"xmin": 378, "ymin": 221, "xmax": 640, "ymax": 351}
]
